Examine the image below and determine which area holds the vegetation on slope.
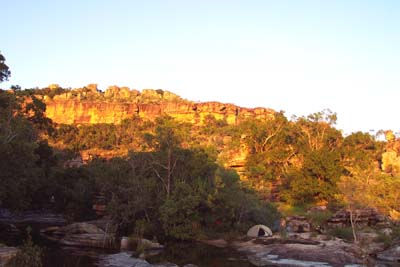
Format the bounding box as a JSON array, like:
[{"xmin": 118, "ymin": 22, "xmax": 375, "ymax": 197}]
[{"xmin": 1, "ymin": 51, "xmax": 400, "ymax": 243}]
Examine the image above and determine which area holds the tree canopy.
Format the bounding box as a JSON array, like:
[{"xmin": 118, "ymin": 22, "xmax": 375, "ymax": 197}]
[{"xmin": 0, "ymin": 52, "xmax": 11, "ymax": 82}]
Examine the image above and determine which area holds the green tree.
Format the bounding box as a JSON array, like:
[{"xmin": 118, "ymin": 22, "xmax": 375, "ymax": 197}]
[
  {"xmin": 238, "ymin": 112, "xmax": 293, "ymax": 195},
  {"xmin": 283, "ymin": 148, "xmax": 343, "ymax": 205},
  {"xmin": 0, "ymin": 52, "xmax": 11, "ymax": 82},
  {"xmin": 144, "ymin": 116, "xmax": 192, "ymax": 198},
  {"xmin": 341, "ymin": 131, "xmax": 383, "ymax": 171},
  {"xmin": 292, "ymin": 109, "xmax": 341, "ymax": 153},
  {"xmin": 0, "ymin": 91, "xmax": 42, "ymax": 210},
  {"xmin": 159, "ymin": 182, "xmax": 202, "ymax": 240}
]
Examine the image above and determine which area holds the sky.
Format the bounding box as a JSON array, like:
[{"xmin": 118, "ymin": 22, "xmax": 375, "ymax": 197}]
[{"xmin": 2, "ymin": 0, "xmax": 400, "ymax": 134}]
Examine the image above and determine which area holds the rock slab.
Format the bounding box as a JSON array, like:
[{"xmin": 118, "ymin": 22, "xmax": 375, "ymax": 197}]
[{"xmin": 0, "ymin": 247, "xmax": 19, "ymax": 267}]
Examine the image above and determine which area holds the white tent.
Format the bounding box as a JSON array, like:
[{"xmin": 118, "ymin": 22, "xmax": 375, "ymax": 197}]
[{"xmin": 246, "ymin": 224, "xmax": 272, "ymax": 237}]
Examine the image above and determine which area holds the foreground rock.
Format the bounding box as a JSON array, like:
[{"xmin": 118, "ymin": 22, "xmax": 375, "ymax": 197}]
[
  {"xmin": 0, "ymin": 247, "xmax": 19, "ymax": 266},
  {"xmin": 99, "ymin": 252, "xmax": 197, "ymax": 267},
  {"xmin": 377, "ymin": 244, "xmax": 400, "ymax": 262},
  {"xmin": 41, "ymin": 220, "xmax": 116, "ymax": 248},
  {"xmin": 233, "ymin": 236, "xmax": 364, "ymax": 267}
]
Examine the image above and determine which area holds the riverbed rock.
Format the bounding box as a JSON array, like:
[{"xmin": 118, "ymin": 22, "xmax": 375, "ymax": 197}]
[
  {"xmin": 377, "ymin": 244, "xmax": 400, "ymax": 262},
  {"xmin": 139, "ymin": 238, "xmax": 164, "ymax": 250},
  {"xmin": 41, "ymin": 221, "xmax": 116, "ymax": 248},
  {"xmin": 233, "ymin": 236, "xmax": 364, "ymax": 266},
  {"xmin": 99, "ymin": 252, "xmax": 182, "ymax": 267},
  {"xmin": 200, "ymin": 239, "xmax": 228, "ymax": 248},
  {"xmin": 0, "ymin": 247, "xmax": 19, "ymax": 266},
  {"xmin": 122, "ymin": 237, "xmax": 164, "ymax": 251}
]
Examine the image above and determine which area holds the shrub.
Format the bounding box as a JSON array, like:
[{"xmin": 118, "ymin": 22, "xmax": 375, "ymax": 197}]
[
  {"xmin": 306, "ymin": 210, "xmax": 333, "ymax": 228},
  {"xmin": 374, "ymin": 226, "xmax": 400, "ymax": 247},
  {"xmin": 7, "ymin": 228, "xmax": 42, "ymax": 267},
  {"xmin": 328, "ymin": 227, "xmax": 354, "ymax": 241}
]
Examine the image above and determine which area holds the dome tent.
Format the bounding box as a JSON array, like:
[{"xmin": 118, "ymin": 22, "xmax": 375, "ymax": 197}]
[{"xmin": 246, "ymin": 224, "xmax": 272, "ymax": 238}]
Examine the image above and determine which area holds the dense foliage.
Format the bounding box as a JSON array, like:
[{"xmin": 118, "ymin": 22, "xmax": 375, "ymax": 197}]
[
  {"xmin": 0, "ymin": 52, "xmax": 11, "ymax": 82},
  {"xmin": 0, "ymin": 51, "xmax": 398, "ymax": 242},
  {"xmin": 0, "ymin": 88, "xmax": 280, "ymax": 240}
]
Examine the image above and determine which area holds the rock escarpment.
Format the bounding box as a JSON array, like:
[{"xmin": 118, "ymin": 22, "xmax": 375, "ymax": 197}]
[
  {"xmin": 327, "ymin": 209, "xmax": 389, "ymax": 228},
  {"xmin": 41, "ymin": 85, "xmax": 274, "ymax": 125}
]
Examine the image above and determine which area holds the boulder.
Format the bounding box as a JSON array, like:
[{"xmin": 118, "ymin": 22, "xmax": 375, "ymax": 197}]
[
  {"xmin": 41, "ymin": 221, "xmax": 116, "ymax": 248},
  {"xmin": 138, "ymin": 238, "xmax": 164, "ymax": 250},
  {"xmin": 377, "ymin": 245, "xmax": 400, "ymax": 262},
  {"xmin": 286, "ymin": 216, "xmax": 311, "ymax": 233}
]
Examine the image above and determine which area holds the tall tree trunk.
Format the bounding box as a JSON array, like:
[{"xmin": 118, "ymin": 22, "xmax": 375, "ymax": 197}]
[{"xmin": 349, "ymin": 209, "xmax": 358, "ymax": 243}]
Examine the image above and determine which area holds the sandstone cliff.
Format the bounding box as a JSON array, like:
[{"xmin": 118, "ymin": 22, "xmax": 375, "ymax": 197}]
[
  {"xmin": 40, "ymin": 85, "xmax": 275, "ymax": 125},
  {"xmin": 40, "ymin": 85, "xmax": 275, "ymax": 185}
]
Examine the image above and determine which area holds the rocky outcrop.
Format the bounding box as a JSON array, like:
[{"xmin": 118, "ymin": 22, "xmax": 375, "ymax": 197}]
[
  {"xmin": 382, "ymin": 132, "xmax": 400, "ymax": 175},
  {"xmin": 233, "ymin": 236, "xmax": 364, "ymax": 267},
  {"xmin": 40, "ymin": 220, "xmax": 116, "ymax": 248},
  {"xmin": 327, "ymin": 209, "xmax": 389, "ymax": 228},
  {"xmin": 377, "ymin": 244, "xmax": 400, "ymax": 262},
  {"xmin": 0, "ymin": 247, "xmax": 19, "ymax": 267},
  {"xmin": 40, "ymin": 88, "xmax": 274, "ymax": 125},
  {"xmin": 285, "ymin": 216, "xmax": 311, "ymax": 233},
  {"xmin": 41, "ymin": 87, "xmax": 275, "ymax": 178},
  {"xmin": 382, "ymin": 151, "xmax": 400, "ymax": 175}
]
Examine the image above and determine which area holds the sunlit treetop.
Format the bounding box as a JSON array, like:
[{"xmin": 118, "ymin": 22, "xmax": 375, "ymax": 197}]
[{"xmin": 0, "ymin": 52, "xmax": 11, "ymax": 83}]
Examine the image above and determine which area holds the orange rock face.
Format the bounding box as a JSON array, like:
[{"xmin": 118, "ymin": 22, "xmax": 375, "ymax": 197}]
[{"xmin": 43, "ymin": 89, "xmax": 275, "ymax": 125}]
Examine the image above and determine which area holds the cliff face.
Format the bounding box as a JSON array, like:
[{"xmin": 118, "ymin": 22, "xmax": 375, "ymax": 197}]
[
  {"xmin": 41, "ymin": 87, "xmax": 275, "ymax": 125},
  {"xmin": 42, "ymin": 86, "xmax": 275, "ymax": 182}
]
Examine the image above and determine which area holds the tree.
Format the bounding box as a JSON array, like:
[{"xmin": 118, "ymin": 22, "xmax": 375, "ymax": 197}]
[
  {"xmin": 338, "ymin": 167, "xmax": 400, "ymax": 243},
  {"xmin": 283, "ymin": 148, "xmax": 343, "ymax": 205},
  {"xmin": 0, "ymin": 91, "xmax": 42, "ymax": 210},
  {"xmin": 292, "ymin": 109, "xmax": 341, "ymax": 152},
  {"xmin": 0, "ymin": 52, "xmax": 11, "ymax": 82},
  {"xmin": 341, "ymin": 132, "xmax": 383, "ymax": 171},
  {"xmin": 144, "ymin": 116, "xmax": 192, "ymax": 198},
  {"xmin": 239, "ymin": 112, "xmax": 293, "ymax": 196}
]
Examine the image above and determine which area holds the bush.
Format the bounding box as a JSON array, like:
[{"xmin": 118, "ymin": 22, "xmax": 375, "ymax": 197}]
[
  {"xmin": 306, "ymin": 210, "xmax": 333, "ymax": 228},
  {"xmin": 278, "ymin": 203, "xmax": 309, "ymax": 217},
  {"xmin": 374, "ymin": 226, "xmax": 400, "ymax": 247},
  {"xmin": 328, "ymin": 227, "xmax": 354, "ymax": 241},
  {"xmin": 160, "ymin": 182, "xmax": 202, "ymax": 240},
  {"xmin": 7, "ymin": 228, "xmax": 42, "ymax": 267}
]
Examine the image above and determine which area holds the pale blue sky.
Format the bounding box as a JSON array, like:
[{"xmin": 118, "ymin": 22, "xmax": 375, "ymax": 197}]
[{"xmin": 2, "ymin": 0, "xmax": 399, "ymax": 134}]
